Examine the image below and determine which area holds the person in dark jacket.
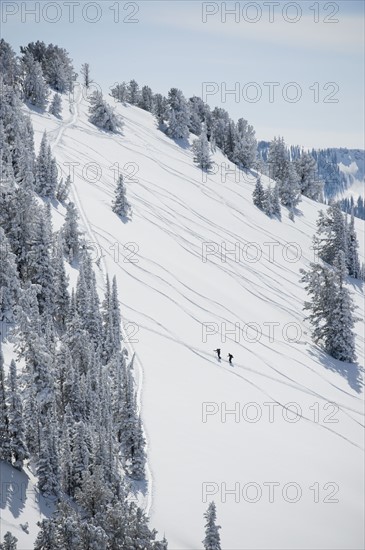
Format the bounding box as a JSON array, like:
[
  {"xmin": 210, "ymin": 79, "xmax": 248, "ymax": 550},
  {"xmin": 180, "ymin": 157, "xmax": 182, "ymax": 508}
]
[
  {"xmin": 213, "ymin": 348, "xmax": 221, "ymax": 360},
  {"xmin": 228, "ymin": 353, "xmax": 234, "ymax": 365}
]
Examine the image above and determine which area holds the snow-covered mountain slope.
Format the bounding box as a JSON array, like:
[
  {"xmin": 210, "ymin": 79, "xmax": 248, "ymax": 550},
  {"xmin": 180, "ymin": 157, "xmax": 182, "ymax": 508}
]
[
  {"xmin": 337, "ymin": 149, "xmax": 365, "ymax": 198},
  {"xmin": 27, "ymin": 89, "xmax": 364, "ymax": 550}
]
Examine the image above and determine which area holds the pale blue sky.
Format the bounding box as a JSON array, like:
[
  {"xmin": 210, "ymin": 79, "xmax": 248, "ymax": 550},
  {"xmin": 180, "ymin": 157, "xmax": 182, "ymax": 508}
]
[{"xmin": 2, "ymin": 0, "xmax": 364, "ymax": 149}]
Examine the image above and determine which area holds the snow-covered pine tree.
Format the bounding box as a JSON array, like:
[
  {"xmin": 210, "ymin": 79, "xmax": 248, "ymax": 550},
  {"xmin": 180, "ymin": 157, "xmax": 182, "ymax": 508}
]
[
  {"xmin": 0, "ymin": 227, "xmax": 20, "ymax": 320},
  {"xmin": 272, "ymin": 183, "xmax": 282, "ymax": 219},
  {"xmin": 6, "ymin": 359, "xmax": 28, "ymax": 469},
  {"xmin": 300, "ymin": 252, "xmax": 358, "ymax": 363},
  {"xmin": 102, "ymin": 276, "xmax": 122, "ymax": 363},
  {"xmin": 313, "ymin": 203, "xmax": 347, "ymax": 266},
  {"xmin": 192, "ymin": 127, "xmax": 213, "ymax": 171},
  {"xmin": 75, "ymin": 465, "xmax": 113, "ymax": 518},
  {"xmin": 0, "ymin": 531, "xmax": 18, "ymax": 550},
  {"xmin": 328, "ymin": 251, "xmax": 358, "ymax": 362},
  {"xmin": 188, "ymin": 97, "xmax": 204, "ymax": 136},
  {"xmin": 27, "ymin": 203, "xmax": 55, "ymax": 314},
  {"xmin": 76, "ymin": 250, "xmax": 103, "ymax": 348},
  {"xmin": 110, "ymin": 82, "xmax": 128, "ymax": 104},
  {"xmin": 35, "ymin": 131, "xmax": 58, "ymax": 198},
  {"xmin": 203, "ymin": 502, "xmax": 221, "ymax": 550},
  {"xmin": 295, "ymin": 151, "xmax": 323, "ymax": 200},
  {"xmin": 153, "ymin": 94, "xmax": 168, "ymax": 127},
  {"xmin": 252, "ymin": 177, "xmax": 265, "ymax": 209},
  {"xmin": 112, "ymin": 174, "xmax": 131, "ymax": 218},
  {"xmin": 81, "ymin": 63, "xmax": 91, "ymax": 89},
  {"xmin": 127, "ymin": 80, "xmax": 140, "ymax": 105},
  {"xmin": 346, "ymin": 212, "xmax": 361, "ymax": 278},
  {"xmin": 279, "ymin": 162, "xmax": 301, "ymax": 211},
  {"xmin": 49, "ymin": 93, "xmax": 62, "ymax": 117},
  {"xmin": 56, "ymin": 175, "xmax": 71, "ymax": 203},
  {"xmin": 37, "ymin": 408, "xmax": 61, "ymax": 496},
  {"xmin": 268, "ymin": 136, "xmax": 289, "ymax": 181},
  {"xmin": 21, "ymin": 51, "xmax": 48, "ymax": 109},
  {"xmin": 262, "ymin": 185, "xmax": 274, "ymax": 217},
  {"xmin": 0, "ymin": 347, "xmax": 11, "ymax": 462},
  {"xmin": 167, "ymin": 88, "xmax": 190, "ymax": 140},
  {"xmin": 300, "ymin": 262, "xmax": 335, "ymax": 351},
  {"xmin": 223, "ymin": 120, "xmax": 236, "ymax": 160},
  {"xmin": 21, "ymin": 42, "xmax": 75, "ymax": 93},
  {"xmin": 63, "ymin": 201, "xmax": 81, "ymax": 263},
  {"xmin": 0, "ymin": 39, "xmax": 19, "ymax": 87},
  {"xmin": 139, "ymin": 85, "xmax": 154, "ymax": 112},
  {"xmin": 88, "ymin": 91, "xmax": 121, "ymax": 133},
  {"xmin": 130, "ymin": 415, "xmax": 146, "ymax": 480},
  {"xmin": 52, "ymin": 233, "xmax": 70, "ymax": 327},
  {"xmin": 34, "ymin": 516, "xmax": 62, "ymax": 550},
  {"xmin": 232, "ymin": 118, "xmax": 257, "ymax": 169}
]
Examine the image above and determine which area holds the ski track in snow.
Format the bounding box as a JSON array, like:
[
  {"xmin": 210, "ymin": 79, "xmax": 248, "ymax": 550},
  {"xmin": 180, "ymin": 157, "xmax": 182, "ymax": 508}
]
[{"xmin": 47, "ymin": 85, "xmax": 154, "ymax": 517}]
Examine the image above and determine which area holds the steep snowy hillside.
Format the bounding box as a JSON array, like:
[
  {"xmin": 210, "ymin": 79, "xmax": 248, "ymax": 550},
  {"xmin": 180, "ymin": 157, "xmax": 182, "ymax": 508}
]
[
  {"xmin": 337, "ymin": 149, "xmax": 365, "ymax": 198},
  {"xmin": 27, "ymin": 88, "xmax": 364, "ymax": 550}
]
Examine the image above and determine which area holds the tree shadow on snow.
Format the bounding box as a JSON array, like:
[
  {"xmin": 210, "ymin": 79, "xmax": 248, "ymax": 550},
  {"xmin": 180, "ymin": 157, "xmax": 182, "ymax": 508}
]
[
  {"xmin": 308, "ymin": 347, "xmax": 364, "ymax": 394},
  {"xmin": 0, "ymin": 460, "xmax": 29, "ymax": 519}
]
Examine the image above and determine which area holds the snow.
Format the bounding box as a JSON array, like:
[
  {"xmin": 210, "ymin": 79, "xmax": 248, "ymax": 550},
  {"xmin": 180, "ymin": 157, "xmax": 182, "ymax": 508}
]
[
  {"xmin": 21, "ymin": 89, "xmax": 365, "ymax": 549},
  {"xmin": 0, "ymin": 460, "xmax": 54, "ymax": 549},
  {"xmin": 336, "ymin": 149, "xmax": 365, "ymax": 199}
]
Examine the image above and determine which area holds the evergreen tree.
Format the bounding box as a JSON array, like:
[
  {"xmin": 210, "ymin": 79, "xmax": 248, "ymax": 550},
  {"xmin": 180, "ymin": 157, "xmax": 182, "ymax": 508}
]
[
  {"xmin": 27, "ymin": 203, "xmax": 55, "ymax": 315},
  {"xmin": 6, "ymin": 360, "xmax": 29, "ymax": 469},
  {"xmin": 52, "ymin": 233, "xmax": 70, "ymax": 327},
  {"xmin": 130, "ymin": 415, "xmax": 146, "ymax": 480},
  {"xmin": 295, "ymin": 152, "xmax": 323, "ymax": 200},
  {"xmin": 88, "ymin": 91, "xmax": 121, "ymax": 133},
  {"xmin": 328, "ymin": 251, "xmax": 358, "ymax": 362},
  {"xmin": 0, "ymin": 39, "xmax": 19, "ymax": 87},
  {"xmin": 81, "ymin": 63, "xmax": 91, "ymax": 89},
  {"xmin": 0, "ymin": 347, "xmax": 11, "ymax": 462},
  {"xmin": 167, "ymin": 88, "xmax": 190, "ymax": 140},
  {"xmin": 279, "ymin": 162, "xmax": 301, "ymax": 211},
  {"xmin": 153, "ymin": 94, "xmax": 168, "ymax": 126},
  {"xmin": 37, "ymin": 411, "xmax": 60, "ymax": 496},
  {"xmin": 112, "ymin": 174, "xmax": 131, "ymax": 218},
  {"xmin": 21, "ymin": 51, "xmax": 48, "ymax": 109},
  {"xmin": 0, "ymin": 227, "xmax": 20, "ymax": 320},
  {"xmin": 127, "ymin": 80, "xmax": 140, "ymax": 105},
  {"xmin": 139, "ymin": 85, "xmax": 154, "ymax": 112},
  {"xmin": 49, "ymin": 93, "xmax": 62, "ymax": 117},
  {"xmin": 62, "ymin": 202, "xmax": 81, "ymax": 263},
  {"xmin": 0, "ymin": 531, "xmax": 18, "ymax": 550},
  {"xmin": 35, "ymin": 132, "xmax": 58, "ymax": 198},
  {"xmin": 203, "ymin": 502, "xmax": 221, "ymax": 550},
  {"xmin": 102, "ymin": 276, "xmax": 122, "ymax": 363},
  {"xmin": 262, "ymin": 185, "xmax": 274, "ymax": 217},
  {"xmin": 56, "ymin": 175, "xmax": 71, "ymax": 203},
  {"xmin": 300, "ymin": 252, "xmax": 358, "ymax": 363},
  {"xmin": 346, "ymin": 212, "xmax": 361, "ymax": 278},
  {"xmin": 232, "ymin": 118, "xmax": 257, "ymax": 169},
  {"xmin": 188, "ymin": 97, "xmax": 203, "ymax": 136},
  {"xmin": 313, "ymin": 203, "xmax": 347, "ymax": 266},
  {"xmin": 21, "ymin": 42, "xmax": 75, "ymax": 93},
  {"xmin": 272, "ymin": 183, "xmax": 281, "ymax": 219},
  {"xmin": 252, "ymin": 177, "xmax": 265, "ymax": 209},
  {"xmin": 192, "ymin": 127, "xmax": 213, "ymax": 171},
  {"xmin": 268, "ymin": 136, "xmax": 290, "ymax": 182},
  {"xmin": 111, "ymin": 82, "xmax": 128, "ymax": 104}
]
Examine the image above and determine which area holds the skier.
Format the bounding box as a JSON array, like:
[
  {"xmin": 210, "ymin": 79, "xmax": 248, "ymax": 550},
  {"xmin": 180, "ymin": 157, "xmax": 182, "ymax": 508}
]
[
  {"xmin": 213, "ymin": 348, "xmax": 221, "ymax": 360},
  {"xmin": 228, "ymin": 353, "xmax": 234, "ymax": 365}
]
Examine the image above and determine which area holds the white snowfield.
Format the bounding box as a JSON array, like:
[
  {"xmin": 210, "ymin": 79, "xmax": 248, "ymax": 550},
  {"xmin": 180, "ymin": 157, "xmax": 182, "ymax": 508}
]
[{"xmin": 20, "ymin": 87, "xmax": 364, "ymax": 550}]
